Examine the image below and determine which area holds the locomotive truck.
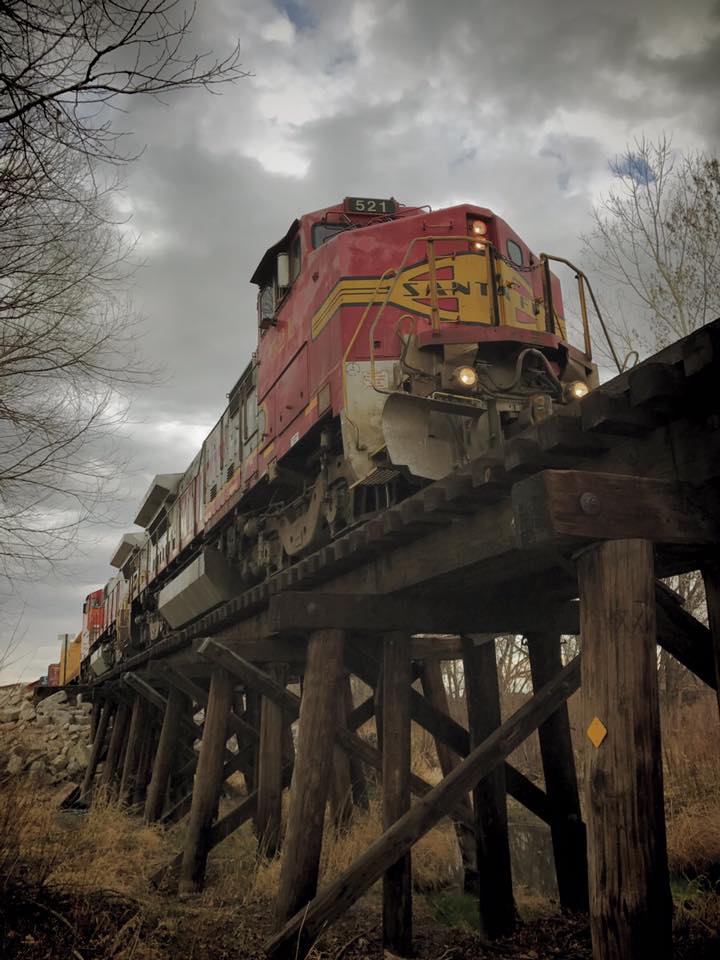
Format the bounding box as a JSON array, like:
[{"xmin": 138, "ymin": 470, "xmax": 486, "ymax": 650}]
[{"xmin": 79, "ymin": 196, "xmax": 598, "ymax": 680}]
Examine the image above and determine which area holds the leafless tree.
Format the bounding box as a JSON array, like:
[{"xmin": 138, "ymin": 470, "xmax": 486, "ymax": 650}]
[
  {"xmin": 584, "ymin": 135, "xmax": 718, "ymax": 700},
  {"xmin": 0, "ymin": 1, "xmax": 247, "ymax": 580},
  {"xmin": 583, "ymin": 135, "xmax": 720, "ymax": 355}
]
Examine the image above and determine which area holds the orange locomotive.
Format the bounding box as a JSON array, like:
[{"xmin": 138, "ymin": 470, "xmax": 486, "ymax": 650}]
[{"xmin": 80, "ymin": 197, "xmax": 597, "ymax": 677}]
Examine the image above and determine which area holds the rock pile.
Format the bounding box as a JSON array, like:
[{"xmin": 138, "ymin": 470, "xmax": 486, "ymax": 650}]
[{"xmin": 0, "ymin": 685, "xmax": 93, "ymax": 785}]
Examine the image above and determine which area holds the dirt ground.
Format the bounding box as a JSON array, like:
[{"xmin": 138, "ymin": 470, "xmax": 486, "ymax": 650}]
[{"xmin": 2, "ymin": 855, "xmax": 719, "ymax": 960}]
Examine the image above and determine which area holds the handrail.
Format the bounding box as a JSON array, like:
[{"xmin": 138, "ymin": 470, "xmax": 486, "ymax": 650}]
[{"xmin": 539, "ymin": 253, "xmax": 621, "ymax": 373}]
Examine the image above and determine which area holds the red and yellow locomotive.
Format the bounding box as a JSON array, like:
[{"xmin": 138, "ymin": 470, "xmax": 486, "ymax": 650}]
[{"xmin": 80, "ymin": 197, "xmax": 597, "ymax": 676}]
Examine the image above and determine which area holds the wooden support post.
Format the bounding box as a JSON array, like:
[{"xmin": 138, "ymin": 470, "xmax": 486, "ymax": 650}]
[
  {"xmin": 419, "ymin": 661, "xmax": 477, "ymax": 886},
  {"xmin": 99, "ymin": 701, "xmax": 130, "ymax": 795},
  {"xmin": 80, "ymin": 699, "xmax": 113, "ymax": 800},
  {"xmin": 462, "ymin": 636, "xmax": 516, "ymax": 939},
  {"xmin": 526, "ymin": 632, "xmax": 588, "ymax": 912},
  {"xmin": 179, "ymin": 666, "xmax": 234, "ymax": 894},
  {"xmin": 266, "ymin": 655, "xmax": 581, "ymax": 959},
  {"xmin": 578, "ymin": 539, "xmax": 672, "ymax": 960},
  {"xmin": 702, "ymin": 560, "xmax": 720, "ymax": 719},
  {"xmin": 145, "ymin": 685, "xmax": 188, "ymax": 823},
  {"xmin": 257, "ymin": 666, "xmax": 286, "ymax": 858},
  {"xmin": 382, "ymin": 632, "xmax": 412, "ymax": 957},
  {"xmin": 275, "ymin": 629, "xmax": 344, "ymax": 928},
  {"xmin": 119, "ymin": 696, "xmax": 147, "ymax": 805}
]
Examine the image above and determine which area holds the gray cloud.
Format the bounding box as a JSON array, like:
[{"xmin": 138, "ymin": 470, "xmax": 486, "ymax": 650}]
[{"xmin": 4, "ymin": 0, "xmax": 718, "ymax": 681}]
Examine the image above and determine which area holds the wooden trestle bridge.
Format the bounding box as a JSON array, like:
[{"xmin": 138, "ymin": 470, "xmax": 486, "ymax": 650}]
[{"xmin": 79, "ymin": 319, "xmax": 720, "ymax": 960}]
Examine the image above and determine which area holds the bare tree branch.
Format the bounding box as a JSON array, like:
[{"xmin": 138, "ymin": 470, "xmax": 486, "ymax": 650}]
[{"xmin": 0, "ymin": 0, "xmax": 247, "ymax": 583}]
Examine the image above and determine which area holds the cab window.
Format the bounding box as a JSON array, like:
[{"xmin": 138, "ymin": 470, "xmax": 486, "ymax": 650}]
[
  {"xmin": 258, "ymin": 284, "xmax": 275, "ymax": 328},
  {"xmin": 312, "ymin": 222, "xmax": 351, "ymax": 248},
  {"xmin": 507, "ymin": 239, "xmax": 524, "ymax": 266}
]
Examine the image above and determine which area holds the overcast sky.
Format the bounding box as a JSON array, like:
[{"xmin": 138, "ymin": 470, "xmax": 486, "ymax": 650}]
[{"xmin": 3, "ymin": 0, "xmax": 719, "ymax": 683}]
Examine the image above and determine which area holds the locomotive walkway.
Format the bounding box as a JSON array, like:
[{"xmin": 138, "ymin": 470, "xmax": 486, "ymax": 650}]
[{"xmin": 81, "ymin": 318, "xmax": 720, "ymax": 960}]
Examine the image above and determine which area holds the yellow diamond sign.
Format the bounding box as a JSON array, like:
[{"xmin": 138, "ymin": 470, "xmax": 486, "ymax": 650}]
[{"xmin": 587, "ymin": 716, "xmax": 608, "ymax": 748}]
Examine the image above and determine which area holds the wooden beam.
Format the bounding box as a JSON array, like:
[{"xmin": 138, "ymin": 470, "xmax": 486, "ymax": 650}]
[
  {"xmin": 382, "ymin": 633, "xmax": 412, "ymax": 956},
  {"xmin": 462, "ymin": 636, "xmax": 515, "ymax": 938},
  {"xmin": 200, "ymin": 638, "xmax": 474, "ymax": 832},
  {"xmin": 257, "ymin": 666, "xmax": 286, "ymax": 857},
  {"xmin": 157, "ymin": 662, "xmax": 260, "ymax": 745},
  {"xmin": 268, "ymin": 590, "xmax": 579, "ymax": 636},
  {"xmin": 578, "ymin": 539, "xmax": 672, "ymax": 960},
  {"xmin": 265, "ymin": 655, "xmax": 581, "ymax": 959},
  {"xmin": 513, "ymin": 470, "xmax": 718, "ymax": 548},
  {"xmin": 418, "ymin": 661, "xmax": 476, "ymax": 885},
  {"xmin": 701, "ymin": 560, "xmax": 720, "ymax": 718},
  {"xmin": 179, "ymin": 666, "xmax": 234, "ymax": 894},
  {"xmin": 655, "ymin": 583, "xmax": 717, "ymax": 688},
  {"xmin": 347, "ymin": 642, "xmax": 556, "ymax": 828},
  {"xmin": 199, "ymin": 638, "xmax": 298, "ymax": 712},
  {"xmin": 526, "ymin": 632, "xmax": 588, "ymax": 912},
  {"xmin": 275, "ymin": 629, "xmax": 344, "ymax": 927},
  {"xmin": 144, "ymin": 685, "xmax": 188, "ymax": 823}
]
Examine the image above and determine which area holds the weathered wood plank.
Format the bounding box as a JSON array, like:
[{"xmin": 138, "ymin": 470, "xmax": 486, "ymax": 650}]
[
  {"xmin": 179, "ymin": 667, "xmax": 234, "ymax": 894},
  {"xmin": 526, "ymin": 632, "xmax": 588, "ymax": 912},
  {"xmin": 265, "ymin": 655, "xmax": 581, "ymax": 959},
  {"xmin": 257, "ymin": 666, "xmax": 286, "ymax": 857},
  {"xmin": 462, "ymin": 636, "xmax": 516, "ymax": 938},
  {"xmin": 268, "ymin": 589, "xmax": 580, "ymax": 636},
  {"xmin": 144, "ymin": 685, "xmax": 188, "ymax": 823},
  {"xmin": 513, "ymin": 470, "xmax": 717, "ymax": 548},
  {"xmin": 382, "ymin": 633, "xmax": 412, "ymax": 956},
  {"xmin": 275, "ymin": 629, "xmax": 345, "ymax": 927},
  {"xmin": 578, "ymin": 539, "xmax": 672, "ymax": 960},
  {"xmin": 655, "ymin": 583, "xmax": 717, "ymax": 688}
]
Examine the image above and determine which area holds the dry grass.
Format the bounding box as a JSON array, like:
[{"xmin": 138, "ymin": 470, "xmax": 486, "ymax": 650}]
[{"xmin": 204, "ymin": 792, "xmax": 459, "ymax": 909}]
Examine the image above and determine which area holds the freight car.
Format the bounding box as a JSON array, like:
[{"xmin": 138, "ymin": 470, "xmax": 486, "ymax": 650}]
[{"xmin": 79, "ymin": 196, "xmax": 598, "ymax": 679}]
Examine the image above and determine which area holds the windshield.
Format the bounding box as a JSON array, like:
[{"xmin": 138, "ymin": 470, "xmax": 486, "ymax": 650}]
[{"xmin": 312, "ymin": 222, "xmax": 352, "ymax": 248}]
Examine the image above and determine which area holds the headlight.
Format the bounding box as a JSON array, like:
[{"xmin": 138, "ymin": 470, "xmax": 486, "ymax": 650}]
[
  {"xmin": 455, "ymin": 366, "xmax": 478, "ymax": 388},
  {"xmin": 469, "ymin": 220, "xmax": 487, "ymax": 251},
  {"xmin": 566, "ymin": 380, "xmax": 589, "ymax": 400}
]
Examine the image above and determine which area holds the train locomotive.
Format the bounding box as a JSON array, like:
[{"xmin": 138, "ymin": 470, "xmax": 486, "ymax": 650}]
[{"xmin": 80, "ymin": 196, "xmax": 598, "ymax": 680}]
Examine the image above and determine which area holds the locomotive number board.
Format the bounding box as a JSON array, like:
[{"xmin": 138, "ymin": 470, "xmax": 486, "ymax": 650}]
[{"xmin": 344, "ymin": 196, "xmax": 396, "ymax": 215}]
